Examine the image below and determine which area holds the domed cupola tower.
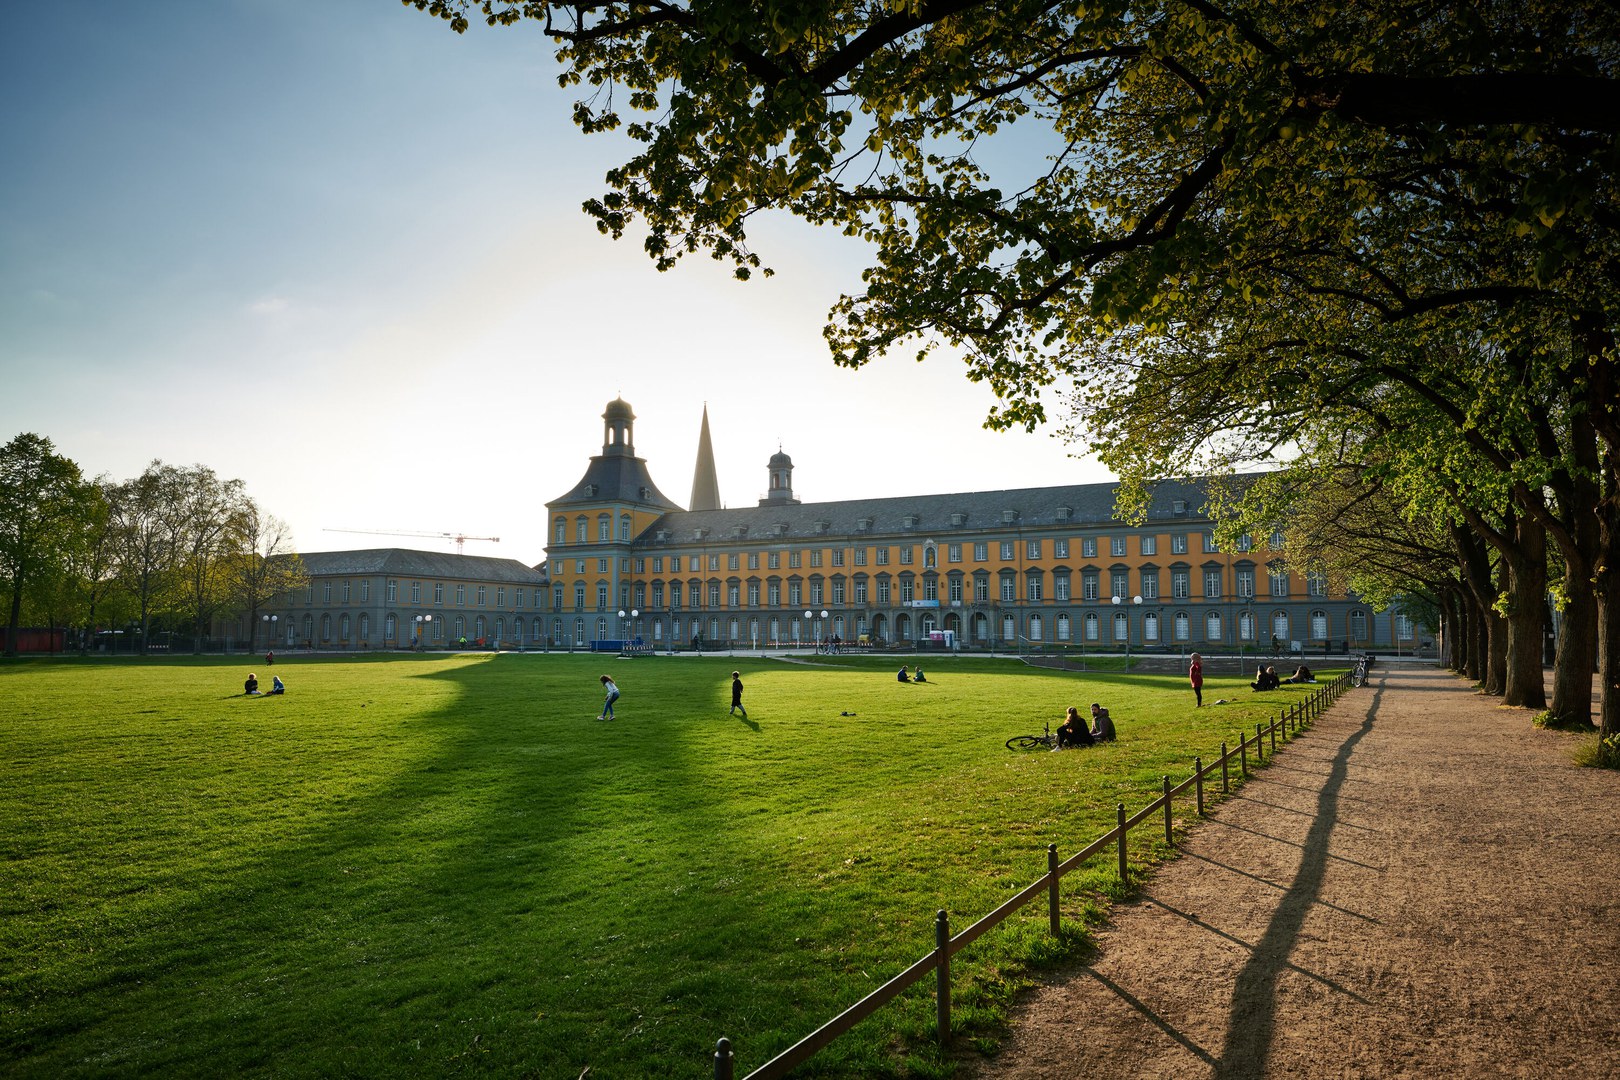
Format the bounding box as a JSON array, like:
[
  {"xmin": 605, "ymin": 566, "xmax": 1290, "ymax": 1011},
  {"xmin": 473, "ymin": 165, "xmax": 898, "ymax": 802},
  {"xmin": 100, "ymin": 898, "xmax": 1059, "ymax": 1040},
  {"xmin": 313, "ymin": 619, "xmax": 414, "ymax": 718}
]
[
  {"xmin": 759, "ymin": 448, "xmax": 800, "ymax": 506},
  {"xmin": 602, "ymin": 396, "xmax": 636, "ymax": 457}
]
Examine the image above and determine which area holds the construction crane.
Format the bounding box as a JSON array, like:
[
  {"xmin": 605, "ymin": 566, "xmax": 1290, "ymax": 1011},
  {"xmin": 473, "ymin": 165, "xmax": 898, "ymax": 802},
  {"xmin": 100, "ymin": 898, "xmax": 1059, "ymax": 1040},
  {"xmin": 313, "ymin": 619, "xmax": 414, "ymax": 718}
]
[{"xmin": 324, "ymin": 529, "xmax": 500, "ymax": 554}]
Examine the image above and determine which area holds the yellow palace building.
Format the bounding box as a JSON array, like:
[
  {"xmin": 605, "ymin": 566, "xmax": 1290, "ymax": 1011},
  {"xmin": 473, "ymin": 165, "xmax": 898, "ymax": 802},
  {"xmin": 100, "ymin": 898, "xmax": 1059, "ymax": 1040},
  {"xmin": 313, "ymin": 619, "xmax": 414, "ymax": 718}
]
[{"xmin": 544, "ymin": 398, "xmax": 1405, "ymax": 655}]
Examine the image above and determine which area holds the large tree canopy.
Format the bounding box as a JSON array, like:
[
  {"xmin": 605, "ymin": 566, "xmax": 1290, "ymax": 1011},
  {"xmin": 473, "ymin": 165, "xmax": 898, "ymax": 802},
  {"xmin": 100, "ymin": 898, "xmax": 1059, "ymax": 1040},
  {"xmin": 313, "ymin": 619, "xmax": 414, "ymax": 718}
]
[{"xmin": 410, "ymin": 0, "xmax": 1618, "ymax": 424}]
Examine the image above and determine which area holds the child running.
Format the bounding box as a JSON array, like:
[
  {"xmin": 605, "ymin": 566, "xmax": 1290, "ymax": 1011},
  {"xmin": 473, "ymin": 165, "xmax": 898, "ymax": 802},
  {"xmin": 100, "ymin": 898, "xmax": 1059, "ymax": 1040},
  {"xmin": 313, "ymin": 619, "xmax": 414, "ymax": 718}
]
[{"xmin": 730, "ymin": 670, "xmax": 747, "ymax": 718}]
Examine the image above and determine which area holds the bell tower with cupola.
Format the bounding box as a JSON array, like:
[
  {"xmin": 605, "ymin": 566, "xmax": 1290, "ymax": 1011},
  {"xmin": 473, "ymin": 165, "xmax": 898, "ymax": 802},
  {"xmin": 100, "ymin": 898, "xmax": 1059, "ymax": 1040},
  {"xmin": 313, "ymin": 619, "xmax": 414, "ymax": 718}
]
[{"xmin": 544, "ymin": 397, "xmax": 681, "ymax": 648}]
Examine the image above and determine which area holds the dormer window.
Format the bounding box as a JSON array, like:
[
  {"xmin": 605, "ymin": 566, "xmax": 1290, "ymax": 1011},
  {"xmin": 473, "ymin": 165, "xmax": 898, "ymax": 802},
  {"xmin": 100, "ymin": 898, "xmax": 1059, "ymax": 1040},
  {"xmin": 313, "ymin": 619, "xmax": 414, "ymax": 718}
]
[{"xmin": 950, "ymin": 512, "xmax": 966, "ymax": 527}]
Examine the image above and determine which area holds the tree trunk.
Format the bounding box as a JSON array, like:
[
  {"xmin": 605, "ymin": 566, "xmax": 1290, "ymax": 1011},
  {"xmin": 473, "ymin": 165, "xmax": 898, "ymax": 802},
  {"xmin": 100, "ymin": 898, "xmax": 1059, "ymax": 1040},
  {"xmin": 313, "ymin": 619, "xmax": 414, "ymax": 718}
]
[
  {"xmin": 1501, "ymin": 514, "xmax": 1547, "ymax": 709},
  {"xmin": 1597, "ymin": 494, "xmax": 1620, "ymax": 764},
  {"xmin": 1454, "ymin": 524, "xmax": 1501, "ymax": 694},
  {"xmin": 1550, "ymin": 558, "xmax": 1598, "ymax": 727}
]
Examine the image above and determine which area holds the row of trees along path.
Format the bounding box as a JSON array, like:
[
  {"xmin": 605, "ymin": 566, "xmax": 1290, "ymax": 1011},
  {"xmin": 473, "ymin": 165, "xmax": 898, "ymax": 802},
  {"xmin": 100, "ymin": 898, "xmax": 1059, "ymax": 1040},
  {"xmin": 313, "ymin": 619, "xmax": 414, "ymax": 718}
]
[{"xmin": 963, "ymin": 664, "xmax": 1619, "ymax": 1080}]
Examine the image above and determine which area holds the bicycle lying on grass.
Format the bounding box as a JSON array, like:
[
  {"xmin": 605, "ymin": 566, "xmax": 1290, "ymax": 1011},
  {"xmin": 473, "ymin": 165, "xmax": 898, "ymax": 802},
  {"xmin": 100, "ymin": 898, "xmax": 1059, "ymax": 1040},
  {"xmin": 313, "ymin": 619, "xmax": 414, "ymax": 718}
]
[{"xmin": 1005, "ymin": 723, "xmax": 1059, "ymax": 751}]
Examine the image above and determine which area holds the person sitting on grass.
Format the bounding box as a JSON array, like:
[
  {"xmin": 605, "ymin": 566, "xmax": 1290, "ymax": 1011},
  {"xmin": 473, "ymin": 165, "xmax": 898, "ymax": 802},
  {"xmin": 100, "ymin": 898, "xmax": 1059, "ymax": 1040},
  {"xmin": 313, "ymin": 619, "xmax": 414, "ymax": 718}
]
[
  {"xmin": 1054, "ymin": 706, "xmax": 1095, "ymax": 750},
  {"xmin": 913, "ymin": 665, "xmax": 926, "ymax": 682},
  {"xmin": 1089, "ymin": 703, "xmax": 1117, "ymax": 742},
  {"xmin": 1283, "ymin": 664, "xmax": 1314, "ymax": 684},
  {"xmin": 267, "ymin": 675, "xmax": 286, "ymax": 695},
  {"xmin": 897, "ymin": 666, "xmax": 910, "ymax": 682},
  {"xmin": 1251, "ymin": 664, "xmax": 1281, "ymax": 691},
  {"xmin": 244, "ymin": 672, "xmax": 261, "ymax": 696}
]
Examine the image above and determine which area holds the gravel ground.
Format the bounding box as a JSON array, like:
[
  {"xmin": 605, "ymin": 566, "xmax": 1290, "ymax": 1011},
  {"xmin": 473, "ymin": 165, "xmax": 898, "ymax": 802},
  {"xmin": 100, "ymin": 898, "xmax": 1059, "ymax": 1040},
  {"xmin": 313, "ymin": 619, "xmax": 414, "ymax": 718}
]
[{"xmin": 961, "ymin": 664, "xmax": 1620, "ymax": 1079}]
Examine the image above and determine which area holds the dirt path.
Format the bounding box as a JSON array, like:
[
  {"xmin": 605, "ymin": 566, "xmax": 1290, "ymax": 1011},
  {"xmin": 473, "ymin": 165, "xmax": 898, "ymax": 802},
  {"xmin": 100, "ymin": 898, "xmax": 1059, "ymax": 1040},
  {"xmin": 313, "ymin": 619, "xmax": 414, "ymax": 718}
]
[{"xmin": 963, "ymin": 664, "xmax": 1620, "ymax": 1079}]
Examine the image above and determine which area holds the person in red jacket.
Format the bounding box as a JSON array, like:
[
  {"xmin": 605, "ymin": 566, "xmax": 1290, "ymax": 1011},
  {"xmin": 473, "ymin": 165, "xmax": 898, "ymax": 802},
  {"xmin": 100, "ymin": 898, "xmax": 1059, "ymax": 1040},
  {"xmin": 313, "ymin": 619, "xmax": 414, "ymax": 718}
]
[{"xmin": 1189, "ymin": 652, "xmax": 1204, "ymax": 708}]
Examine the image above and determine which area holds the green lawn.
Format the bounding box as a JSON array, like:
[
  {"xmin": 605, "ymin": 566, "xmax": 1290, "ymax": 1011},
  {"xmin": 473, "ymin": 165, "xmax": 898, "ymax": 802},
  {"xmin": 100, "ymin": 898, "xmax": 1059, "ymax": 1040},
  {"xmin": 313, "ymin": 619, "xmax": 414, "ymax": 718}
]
[{"xmin": 0, "ymin": 652, "xmax": 1322, "ymax": 1078}]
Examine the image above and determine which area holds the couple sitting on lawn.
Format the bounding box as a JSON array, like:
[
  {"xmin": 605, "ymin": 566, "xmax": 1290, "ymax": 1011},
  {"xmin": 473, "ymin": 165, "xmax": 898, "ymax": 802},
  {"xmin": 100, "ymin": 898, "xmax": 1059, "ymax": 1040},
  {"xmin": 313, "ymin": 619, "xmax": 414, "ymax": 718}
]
[{"xmin": 1055, "ymin": 703, "xmax": 1117, "ymax": 749}]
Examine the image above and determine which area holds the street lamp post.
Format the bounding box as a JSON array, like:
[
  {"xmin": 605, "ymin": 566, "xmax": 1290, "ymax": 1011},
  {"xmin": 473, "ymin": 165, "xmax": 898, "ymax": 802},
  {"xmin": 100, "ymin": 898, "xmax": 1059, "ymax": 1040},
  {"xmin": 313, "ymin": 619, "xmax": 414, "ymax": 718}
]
[
  {"xmin": 804, "ymin": 610, "xmax": 814, "ymax": 651},
  {"xmin": 1111, "ymin": 595, "xmax": 1143, "ymax": 666},
  {"xmin": 820, "ymin": 609, "xmax": 829, "ymax": 652},
  {"xmin": 414, "ymin": 614, "xmax": 432, "ymax": 649},
  {"xmin": 261, "ymin": 613, "xmax": 277, "ymax": 651}
]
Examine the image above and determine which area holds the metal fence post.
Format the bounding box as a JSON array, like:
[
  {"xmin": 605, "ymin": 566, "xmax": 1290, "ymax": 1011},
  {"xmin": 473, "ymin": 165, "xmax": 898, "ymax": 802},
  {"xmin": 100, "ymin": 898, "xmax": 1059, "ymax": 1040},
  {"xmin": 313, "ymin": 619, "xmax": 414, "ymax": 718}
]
[
  {"xmin": 1221, "ymin": 741, "xmax": 1230, "ymax": 792},
  {"xmin": 935, "ymin": 910, "xmax": 951, "ymax": 1046},
  {"xmin": 714, "ymin": 1037, "xmax": 733, "ymax": 1080},
  {"xmin": 1195, "ymin": 756, "xmax": 1205, "ymax": 816},
  {"xmin": 1047, "ymin": 844, "xmax": 1060, "ymax": 935},
  {"xmin": 1162, "ymin": 775, "xmax": 1173, "ymax": 845},
  {"xmin": 1117, "ymin": 803, "xmax": 1128, "ymax": 882}
]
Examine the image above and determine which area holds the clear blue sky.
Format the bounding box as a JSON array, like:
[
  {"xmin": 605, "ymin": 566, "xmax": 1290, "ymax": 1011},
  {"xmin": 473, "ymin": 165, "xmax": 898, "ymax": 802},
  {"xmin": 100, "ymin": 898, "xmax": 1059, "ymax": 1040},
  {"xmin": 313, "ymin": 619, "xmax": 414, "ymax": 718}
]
[{"xmin": 1, "ymin": 0, "xmax": 1110, "ymax": 564}]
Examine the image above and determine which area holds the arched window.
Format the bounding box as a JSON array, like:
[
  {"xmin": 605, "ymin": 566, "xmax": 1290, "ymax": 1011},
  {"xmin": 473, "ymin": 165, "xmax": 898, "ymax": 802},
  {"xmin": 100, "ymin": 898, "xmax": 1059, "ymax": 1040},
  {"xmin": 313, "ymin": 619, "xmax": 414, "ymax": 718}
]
[
  {"xmin": 1057, "ymin": 613, "xmax": 1071, "ymax": 641},
  {"xmin": 384, "ymin": 613, "xmax": 395, "ymax": 642},
  {"xmin": 1205, "ymin": 611, "xmax": 1222, "ymax": 641},
  {"xmin": 1310, "ymin": 609, "xmax": 1328, "ymax": 640},
  {"xmin": 1143, "ymin": 611, "xmax": 1159, "ymax": 641},
  {"xmin": 1113, "ymin": 611, "xmax": 1128, "ymax": 641},
  {"xmin": 1029, "ymin": 614, "xmax": 1043, "ymax": 641},
  {"xmin": 1085, "ymin": 612, "xmax": 1100, "ymax": 641},
  {"xmin": 321, "ymin": 614, "xmax": 332, "ymax": 642},
  {"xmin": 620, "ymin": 514, "xmax": 632, "ymax": 541},
  {"xmin": 1175, "ymin": 612, "xmax": 1191, "ymax": 641},
  {"xmin": 1272, "ymin": 611, "xmax": 1290, "ymax": 643},
  {"xmin": 1350, "ymin": 610, "xmax": 1368, "ymax": 642}
]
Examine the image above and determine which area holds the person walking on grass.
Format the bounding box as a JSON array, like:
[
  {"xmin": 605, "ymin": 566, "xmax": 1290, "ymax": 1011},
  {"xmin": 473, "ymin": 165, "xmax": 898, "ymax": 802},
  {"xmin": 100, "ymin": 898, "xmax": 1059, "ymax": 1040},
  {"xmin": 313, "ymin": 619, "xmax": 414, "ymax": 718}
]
[
  {"xmin": 597, "ymin": 674, "xmax": 621, "ymax": 721},
  {"xmin": 730, "ymin": 670, "xmax": 747, "ymax": 718},
  {"xmin": 1189, "ymin": 652, "xmax": 1204, "ymax": 708}
]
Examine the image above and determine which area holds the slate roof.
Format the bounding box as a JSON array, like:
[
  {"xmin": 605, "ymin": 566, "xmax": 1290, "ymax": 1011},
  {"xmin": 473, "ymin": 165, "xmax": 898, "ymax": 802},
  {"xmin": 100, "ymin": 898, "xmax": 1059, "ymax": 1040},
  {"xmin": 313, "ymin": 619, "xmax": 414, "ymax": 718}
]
[
  {"xmin": 635, "ymin": 475, "xmax": 1254, "ymax": 544},
  {"xmin": 295, "ymin": 548, "xmax": 547, "ymax": 583},
  {"xmin": 550, "ymin": 453, "xmax": 681, "ymax": 510}
]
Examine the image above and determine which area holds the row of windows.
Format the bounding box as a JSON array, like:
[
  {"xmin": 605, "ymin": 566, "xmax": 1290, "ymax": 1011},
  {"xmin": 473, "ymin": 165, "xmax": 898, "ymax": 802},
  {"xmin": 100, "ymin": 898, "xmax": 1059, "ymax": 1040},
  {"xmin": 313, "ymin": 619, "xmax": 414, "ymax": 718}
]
[
  {"xmin": 303, "ymin": 580, "xmax": 545, "ymax": 609},
  {"xmin": 556, "ymin": 525, "xmax": 1288, "ymax": 563},
  {"xmin": 551, "ymin": 567, "xmax": 1331, "ymax": 611},
  {"xmin": 549, "ymin": 604, "xmax": 1372, "ymax": 648},
  {"xmin": 272, "ymin": 612, "xmax": 547, "ymax": 646}
]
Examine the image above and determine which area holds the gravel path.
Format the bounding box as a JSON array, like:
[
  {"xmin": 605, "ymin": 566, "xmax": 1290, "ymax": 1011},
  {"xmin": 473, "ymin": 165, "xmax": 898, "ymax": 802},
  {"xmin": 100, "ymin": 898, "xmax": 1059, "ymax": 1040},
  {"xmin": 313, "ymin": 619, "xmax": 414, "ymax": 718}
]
[{"xmin": 963, "ymin": 664, "xmax": 1620, "ymax": 1079}]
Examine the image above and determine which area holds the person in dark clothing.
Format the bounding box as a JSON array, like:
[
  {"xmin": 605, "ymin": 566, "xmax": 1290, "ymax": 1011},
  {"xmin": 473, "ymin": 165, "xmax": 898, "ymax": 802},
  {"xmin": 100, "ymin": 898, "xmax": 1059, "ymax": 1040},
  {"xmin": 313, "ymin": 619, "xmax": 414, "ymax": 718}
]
[
  {"xmin": 1089, "ymin": 703, "xmax": 1117, "ymax": 742},
  {"xmin": 897, "ymin": 666, "xmax": 910, "ymax": 682},
  {"xmin": 1251, "ymin": 665, "xmax": 1281, "ymax": 691},
  {"xmin": 730, "ymin": 670, "xmax": 747, "ymax": 718},
  {"xmin": 1055, "ymin": 706, "xmax": 1095, "ymax": 750},
  {"xmin": 244, "ymin": 673, "xmax": 261, "ymax": 695}
]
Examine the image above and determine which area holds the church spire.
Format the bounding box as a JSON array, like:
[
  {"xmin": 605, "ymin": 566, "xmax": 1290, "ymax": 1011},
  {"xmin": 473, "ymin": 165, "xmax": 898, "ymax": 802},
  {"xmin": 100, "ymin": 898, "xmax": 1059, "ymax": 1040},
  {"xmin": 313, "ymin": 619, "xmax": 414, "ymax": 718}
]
[{"xmin": 689, "ymin": 403, "xmax": 722, "ymax": 511}]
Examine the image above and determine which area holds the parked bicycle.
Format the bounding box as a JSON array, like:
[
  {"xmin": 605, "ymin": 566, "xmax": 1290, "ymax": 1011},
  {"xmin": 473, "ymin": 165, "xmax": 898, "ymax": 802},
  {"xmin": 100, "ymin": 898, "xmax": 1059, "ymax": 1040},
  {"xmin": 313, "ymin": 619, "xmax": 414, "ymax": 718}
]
[
  {"xmin": 1005, "ymin": 722, "xmax": 1059, "ymax": 751},
  {"xmin": 1351, "ymin": 654, "xmax": 1371, "ymax": 687}
]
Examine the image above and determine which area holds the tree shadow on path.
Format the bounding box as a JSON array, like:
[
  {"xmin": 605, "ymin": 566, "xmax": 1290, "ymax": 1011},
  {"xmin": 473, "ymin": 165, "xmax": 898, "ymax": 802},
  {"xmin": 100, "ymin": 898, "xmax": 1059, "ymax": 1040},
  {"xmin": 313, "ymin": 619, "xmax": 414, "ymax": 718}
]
[{"xmin": 1214, "ymin": 685, "xmax": 1382, "ymax": 1079}]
